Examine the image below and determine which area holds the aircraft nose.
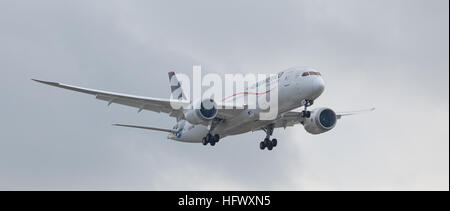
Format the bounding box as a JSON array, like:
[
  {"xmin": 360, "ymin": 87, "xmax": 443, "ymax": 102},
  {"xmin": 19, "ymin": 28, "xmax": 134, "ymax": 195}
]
[
  {"xmin": 309, "ymin": 76, "xmax": 325, "ymax": 99},
  {"xmin": 315, "ymin": 77, "xmax": 325, "ymax": 94}
]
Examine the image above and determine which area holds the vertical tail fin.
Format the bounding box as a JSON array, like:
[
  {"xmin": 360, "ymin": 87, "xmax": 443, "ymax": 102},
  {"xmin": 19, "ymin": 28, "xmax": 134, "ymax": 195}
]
[{"xmin": 168, "ymin": 71, "xmax": 187, "ymax": 101}]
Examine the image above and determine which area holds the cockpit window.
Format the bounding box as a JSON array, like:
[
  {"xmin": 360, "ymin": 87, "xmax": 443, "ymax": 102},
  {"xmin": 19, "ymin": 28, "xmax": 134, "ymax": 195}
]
[{"xmin": 302, "ymin": 71, "xmax": 321, "ymax": 76}]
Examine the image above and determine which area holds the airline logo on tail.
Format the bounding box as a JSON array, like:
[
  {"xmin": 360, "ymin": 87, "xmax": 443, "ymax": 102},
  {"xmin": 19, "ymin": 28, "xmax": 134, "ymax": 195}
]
[{"xmin": 168, "ymin": 71, "xmax": 187, "ymax": 100}]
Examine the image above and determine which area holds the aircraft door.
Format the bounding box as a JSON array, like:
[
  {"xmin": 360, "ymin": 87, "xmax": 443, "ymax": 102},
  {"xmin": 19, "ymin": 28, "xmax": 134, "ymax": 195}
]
[{"xmin": 283, "ymin": 71, "xmax": 294, "ymax": 87}]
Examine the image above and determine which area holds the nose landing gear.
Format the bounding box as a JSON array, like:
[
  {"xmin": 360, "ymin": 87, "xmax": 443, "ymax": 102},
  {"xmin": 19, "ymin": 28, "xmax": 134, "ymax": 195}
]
[
  {"xmin": 260, "ymin": 125, "xmax": 278, "ymax": 151},
  {"xmin": 301, "ymin": 99, "xmax": 314, "ymax": 118}
]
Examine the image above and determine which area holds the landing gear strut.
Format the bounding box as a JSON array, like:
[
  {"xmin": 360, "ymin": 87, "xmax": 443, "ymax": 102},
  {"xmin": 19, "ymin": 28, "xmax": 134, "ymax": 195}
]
[
  {"xmin": 301, "ymin": 99, "xmax": 314, "ymax": 118},
  {"xmin": 260, "ymin": 125, "xmax": 278, "ymax": 151}
]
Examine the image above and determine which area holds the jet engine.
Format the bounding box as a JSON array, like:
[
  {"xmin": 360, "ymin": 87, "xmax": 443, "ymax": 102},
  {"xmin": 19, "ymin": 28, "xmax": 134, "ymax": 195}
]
[
  {"xmin": 302, "ymin": 107, "xmax": 337, "ymax": 135},
  {"xmin": 184, "ymin": 99, "xmax": 218, "ymax": 125}
]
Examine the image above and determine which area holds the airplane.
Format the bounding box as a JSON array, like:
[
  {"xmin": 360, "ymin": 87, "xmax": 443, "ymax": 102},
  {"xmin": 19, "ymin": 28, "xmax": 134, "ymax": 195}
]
[{"xmin": 32, "ymin": 66, "xmax": 374, "ymax": 151}]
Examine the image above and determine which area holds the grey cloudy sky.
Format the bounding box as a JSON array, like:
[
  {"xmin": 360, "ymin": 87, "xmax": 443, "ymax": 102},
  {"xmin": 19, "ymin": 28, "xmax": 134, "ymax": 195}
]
[{"xmin": 0, "ymin": 0, "xmax": 448, "ymax": 190}]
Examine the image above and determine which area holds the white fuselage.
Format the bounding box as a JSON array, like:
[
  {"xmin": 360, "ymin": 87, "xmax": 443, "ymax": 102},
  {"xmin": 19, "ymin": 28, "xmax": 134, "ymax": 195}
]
[{"xmin": 168, "ymin": 67, "xmax": 325, "ymax": 143}]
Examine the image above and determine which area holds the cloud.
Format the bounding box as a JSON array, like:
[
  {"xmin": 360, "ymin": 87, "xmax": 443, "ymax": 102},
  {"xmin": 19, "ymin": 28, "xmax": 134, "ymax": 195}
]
[{"xmin": 0, "ymin": 0, "xmax": 448, "ymax": 190}]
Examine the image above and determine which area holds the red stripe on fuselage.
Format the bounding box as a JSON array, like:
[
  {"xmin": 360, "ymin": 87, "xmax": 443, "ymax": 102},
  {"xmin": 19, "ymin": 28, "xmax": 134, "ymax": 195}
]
[{"xmin": 221, "ymin": 89, "xmax": 273, "ymax": 102}]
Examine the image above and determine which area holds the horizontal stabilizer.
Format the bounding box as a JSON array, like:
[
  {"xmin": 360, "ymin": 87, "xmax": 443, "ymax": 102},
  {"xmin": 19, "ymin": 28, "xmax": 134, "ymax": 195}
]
[{"xmin": 113, "ymin": 124, "xmax": 178, "ymax": 133}]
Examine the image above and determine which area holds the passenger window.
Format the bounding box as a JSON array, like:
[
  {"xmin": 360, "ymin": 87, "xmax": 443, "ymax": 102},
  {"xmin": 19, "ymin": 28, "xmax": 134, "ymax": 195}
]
[{"xmin": 302, "ymin": 72, "xmax": 309, "ymax": 77}]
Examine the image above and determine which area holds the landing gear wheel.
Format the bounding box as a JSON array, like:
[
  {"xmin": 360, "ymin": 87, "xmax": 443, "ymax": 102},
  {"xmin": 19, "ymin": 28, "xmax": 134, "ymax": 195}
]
[
  {"xmin": 214, "ymin": 134, "xmax": 220, "ymax": 143},
  {"xmin": 264, "ymin": 138, "xmax": 273, "ymax": 150},
  {"xmin": 260, "ymin": 142, "xmax": 265, "ymax": 150},
  {"xmin": 272, "ymin": 139, "xmax": 277, "ymax": 147},
  {"xmin": 260, "ymin": 124, "xmax": 277, "ymax": 150},
  {"xmin": 203, "ymin": 133, "xmax": 220, "ymax": 147},
  {"xmin": 264, "ymin": 138, "xmax": 271, "ymax": 146}
]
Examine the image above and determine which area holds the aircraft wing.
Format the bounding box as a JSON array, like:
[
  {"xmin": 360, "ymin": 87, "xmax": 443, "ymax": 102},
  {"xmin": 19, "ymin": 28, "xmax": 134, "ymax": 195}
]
[
  {"xmin": 113, "ymin": 124, "xmax": 178, "ymax": 133},
  {"xmin": 335, "ymin": 108, "xmax": 376, "ymax": 119},
  {"xmin": 32, "ymin": 79, "xmax": 190, "ymax": 118},
  {"xmin": 215, "ymin": 103, "xmax": 247, "ymax": 119},
  {"xmin": 271, "ymin": 111, "xmax": 303, "ymax": 129},
  {"xmin": 269, "ymin": 108, "xmax": 375, "ymax": 129},
  {"xmin": 32, "ymin": 79, "xmax": 248, "ymax": 120}
]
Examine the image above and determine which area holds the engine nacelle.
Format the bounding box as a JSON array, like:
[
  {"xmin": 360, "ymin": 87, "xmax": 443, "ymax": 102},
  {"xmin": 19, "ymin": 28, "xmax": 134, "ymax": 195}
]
[
  {"xmin": 184, "ymin": 99, "xmax": 218, "ymax": 125},
  {"xmin": 302, "ymin": 107, "xmax": 337, "ymax": 135}
]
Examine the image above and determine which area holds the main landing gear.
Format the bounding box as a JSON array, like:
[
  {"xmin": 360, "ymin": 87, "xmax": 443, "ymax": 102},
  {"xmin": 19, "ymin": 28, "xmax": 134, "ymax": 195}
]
[
  {"xmin": 202, "ymin": 133, "xmax": 220, "ymax": 146},
  {"xmin": 301, "ymin": 99, "xmax": 314, "ymax": 118},
  {"xmin": 260, "ymin": 125, "xmax": 277, "ymax": 151},
  {"xmin": 202, "ymin": 119, "xmax": 221, "ymax": 146}
]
